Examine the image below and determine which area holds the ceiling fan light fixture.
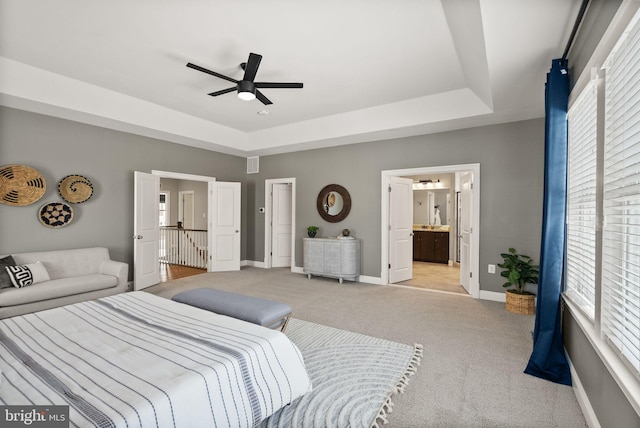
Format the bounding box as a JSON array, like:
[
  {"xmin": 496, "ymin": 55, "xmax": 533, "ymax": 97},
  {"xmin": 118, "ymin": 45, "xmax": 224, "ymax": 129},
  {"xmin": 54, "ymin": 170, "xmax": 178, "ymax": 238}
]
[
  {"xmin": 237, "ymin": 80, "xmax": 256, "ymax": 101},
  {"xmin": 238, "ymin": 91, "xmax": 256, "ymax": 101}
]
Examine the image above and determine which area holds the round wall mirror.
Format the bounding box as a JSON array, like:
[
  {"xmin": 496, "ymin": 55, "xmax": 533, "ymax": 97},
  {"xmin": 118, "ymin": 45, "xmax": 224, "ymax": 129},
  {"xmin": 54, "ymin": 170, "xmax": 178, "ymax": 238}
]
[{"xmin": 317, "ymin": 184, "xmax": 351, "ymax": 222}]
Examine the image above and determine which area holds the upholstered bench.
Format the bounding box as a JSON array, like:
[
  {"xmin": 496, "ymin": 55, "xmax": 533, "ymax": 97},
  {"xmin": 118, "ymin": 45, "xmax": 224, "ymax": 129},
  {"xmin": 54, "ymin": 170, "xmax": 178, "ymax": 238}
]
[{"xmin": 171, "ymin": 288, "xmax": 292, "ymax": 332}]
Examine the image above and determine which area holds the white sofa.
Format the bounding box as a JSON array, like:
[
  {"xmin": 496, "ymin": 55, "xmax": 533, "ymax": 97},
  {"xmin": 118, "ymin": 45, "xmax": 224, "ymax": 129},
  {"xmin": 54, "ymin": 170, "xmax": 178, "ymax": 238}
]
[{"xmin": 0, "ymin": 247, "xmax": 128, "ymax": 319}]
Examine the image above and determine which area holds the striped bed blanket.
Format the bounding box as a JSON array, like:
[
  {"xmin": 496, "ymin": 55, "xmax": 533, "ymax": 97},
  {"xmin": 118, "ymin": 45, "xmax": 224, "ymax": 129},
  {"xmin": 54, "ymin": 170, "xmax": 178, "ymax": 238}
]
[{"xmin": 0, "ymin": 291, "xmax": 312, "ymax": 427}]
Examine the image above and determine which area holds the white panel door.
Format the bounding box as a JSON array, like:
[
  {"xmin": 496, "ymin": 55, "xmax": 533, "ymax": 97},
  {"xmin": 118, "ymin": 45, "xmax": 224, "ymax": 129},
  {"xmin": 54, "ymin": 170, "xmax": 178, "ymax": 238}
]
[
  {"xmin": 179, "ymin": 191, "xmax": 194, "ymax": 229},
  {"xmin": 133, "ymin": 171, "xmax": 160, "ymax": 290},
  {"xmin": 272, "ymin": 183, "xmax": 292, "ymax": 267},
  {"xmin": 388, "ymin": 176, "xmax": 414, "ymax": 283},
  {"xmin": 210, "ymin": 181, "xmax": 241, "ymax": 271},
  {"xmin": 460, "ymin": 172, "xmax": 473, "ymax": 293}
]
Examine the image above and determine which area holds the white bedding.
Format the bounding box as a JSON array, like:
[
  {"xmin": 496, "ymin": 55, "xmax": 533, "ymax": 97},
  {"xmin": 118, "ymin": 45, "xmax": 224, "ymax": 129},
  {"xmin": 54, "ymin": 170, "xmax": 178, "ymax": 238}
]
[{"xmin": 0, "ymin": 291, "xmax": 312, "ymax": 427}]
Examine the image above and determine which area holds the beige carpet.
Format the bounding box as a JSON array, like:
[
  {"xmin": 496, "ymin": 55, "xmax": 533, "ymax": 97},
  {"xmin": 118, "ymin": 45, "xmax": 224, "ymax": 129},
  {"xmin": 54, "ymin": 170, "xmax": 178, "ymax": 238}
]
[{"xmin": 145, "ymin": 267, "xmax": 587, "ymax": 428}]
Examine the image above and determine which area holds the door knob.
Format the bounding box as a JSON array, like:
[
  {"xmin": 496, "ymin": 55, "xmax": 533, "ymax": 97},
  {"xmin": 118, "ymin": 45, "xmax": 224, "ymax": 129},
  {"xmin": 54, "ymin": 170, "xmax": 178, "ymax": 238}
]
[{"xmin": 132, "ymin": 235, "xmax": 143, "ymax": 239}]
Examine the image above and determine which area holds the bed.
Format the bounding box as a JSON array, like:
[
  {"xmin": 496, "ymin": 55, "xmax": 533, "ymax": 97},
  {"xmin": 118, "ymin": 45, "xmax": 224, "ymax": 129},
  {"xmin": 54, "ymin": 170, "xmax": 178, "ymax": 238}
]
[{"xmin": 0, "ymin": 291, "xmax": 312, "ymax": 427}]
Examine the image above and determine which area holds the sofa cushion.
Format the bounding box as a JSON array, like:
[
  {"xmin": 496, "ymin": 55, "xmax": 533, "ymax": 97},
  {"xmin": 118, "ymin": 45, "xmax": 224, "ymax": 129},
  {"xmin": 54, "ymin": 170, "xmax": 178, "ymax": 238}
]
[
  {"xmin": 5, "ymin": 262, "xmax": 50, "ymax": 288},
  {"xmin": 0, "ymin": 255, "xmax": 16, "ymax": 289},
  {"xmin": 0, "ymin": 274, "xmax": 118, "ymax": 307},
  {"xmin": 11, "ymin": 248, "xmax": 110, "ymax": 280}
]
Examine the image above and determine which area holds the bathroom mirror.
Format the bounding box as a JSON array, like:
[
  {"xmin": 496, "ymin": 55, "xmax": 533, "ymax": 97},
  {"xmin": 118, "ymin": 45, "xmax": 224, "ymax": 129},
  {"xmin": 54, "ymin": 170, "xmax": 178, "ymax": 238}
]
[{"xmin": 317, "ymin": 184, "xmax": 351, "ymax": 222}]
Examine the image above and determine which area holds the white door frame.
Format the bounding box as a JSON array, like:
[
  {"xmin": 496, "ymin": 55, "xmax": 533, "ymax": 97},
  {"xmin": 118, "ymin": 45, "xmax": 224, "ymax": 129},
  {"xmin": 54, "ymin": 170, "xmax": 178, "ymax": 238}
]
[
  {"xmin": 152, "ymin": 170, "xmax": 216, "ymax": 270},
  {"xmin": 381, "ymin": 163, "xmax": 480, "ymax": 298},
  {"xmin": 264, "ymin": 178, "xmax": 296, "ymax": 270}
]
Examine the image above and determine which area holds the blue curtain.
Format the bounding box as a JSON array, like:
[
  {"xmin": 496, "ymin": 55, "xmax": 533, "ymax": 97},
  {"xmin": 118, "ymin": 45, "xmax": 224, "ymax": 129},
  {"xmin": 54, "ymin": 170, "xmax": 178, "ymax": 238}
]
[{"xmin": 524, "ymin": 58, "xmax": 572, "ymax": 386}]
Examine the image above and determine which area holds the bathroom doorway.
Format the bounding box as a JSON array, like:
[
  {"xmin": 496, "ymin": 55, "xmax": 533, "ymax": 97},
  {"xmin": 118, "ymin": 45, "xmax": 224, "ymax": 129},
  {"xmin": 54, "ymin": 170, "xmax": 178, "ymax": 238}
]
[
  {"xmin": 381, "ymin": 164, "xmax": 480, "ymax": 298},
  {"xmin": 399, "ymin": 173, "xmax": 464, "ymax": 294}
]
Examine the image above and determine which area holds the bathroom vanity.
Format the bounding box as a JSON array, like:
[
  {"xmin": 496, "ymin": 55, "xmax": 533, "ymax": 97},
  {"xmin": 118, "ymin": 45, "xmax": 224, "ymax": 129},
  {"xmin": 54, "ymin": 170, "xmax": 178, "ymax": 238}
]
[{"xmin": 413, "ymin": 229, "xmax": 449, "ymax": 264}]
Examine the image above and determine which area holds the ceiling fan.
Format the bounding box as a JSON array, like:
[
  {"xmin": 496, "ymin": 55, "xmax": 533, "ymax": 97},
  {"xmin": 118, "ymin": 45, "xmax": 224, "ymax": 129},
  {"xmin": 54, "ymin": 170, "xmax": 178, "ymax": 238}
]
[{"xmin": 186, "ymin": 53, "xmax": 303, "ymax": 105}]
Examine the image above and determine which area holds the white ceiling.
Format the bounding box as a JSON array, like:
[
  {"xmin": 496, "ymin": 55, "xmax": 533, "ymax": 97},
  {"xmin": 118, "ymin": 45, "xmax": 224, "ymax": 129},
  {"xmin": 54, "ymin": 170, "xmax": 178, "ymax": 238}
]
[{"xmin": 0, "ymin": 0, "xmax": 582, "ymax": 157}]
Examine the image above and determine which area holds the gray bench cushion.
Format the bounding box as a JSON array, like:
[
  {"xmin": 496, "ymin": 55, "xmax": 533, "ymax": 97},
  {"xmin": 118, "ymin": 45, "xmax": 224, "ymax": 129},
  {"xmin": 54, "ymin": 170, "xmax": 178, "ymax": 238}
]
[{"xmin": 171, "ymin": 288, "xmax": 292, "ymax": 331}]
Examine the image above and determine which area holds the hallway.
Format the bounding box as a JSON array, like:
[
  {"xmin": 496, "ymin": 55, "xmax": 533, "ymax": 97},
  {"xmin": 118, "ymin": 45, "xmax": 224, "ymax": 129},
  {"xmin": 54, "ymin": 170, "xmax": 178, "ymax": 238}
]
[{"xmin": 159, "ymin": 263, "xmax": 206, "ymax": 282}]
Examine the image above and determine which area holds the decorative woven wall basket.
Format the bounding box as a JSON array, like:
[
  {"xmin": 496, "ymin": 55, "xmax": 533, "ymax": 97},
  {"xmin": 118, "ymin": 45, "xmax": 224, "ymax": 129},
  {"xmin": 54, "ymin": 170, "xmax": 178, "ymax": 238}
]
[
  {"xmin": 0, "ymin": 164, "xmax": 47, "ymax": 206},
  {"xmin": 58, "ymin": 174, "xmax": 93, "ymax": 204},
  {"xmin": 505, "ymin": 291, "xmax": 535, "ymax": 315},
  {"xmin": 38, "ymin": 201, "xmax": 74, "ymax": 228}
]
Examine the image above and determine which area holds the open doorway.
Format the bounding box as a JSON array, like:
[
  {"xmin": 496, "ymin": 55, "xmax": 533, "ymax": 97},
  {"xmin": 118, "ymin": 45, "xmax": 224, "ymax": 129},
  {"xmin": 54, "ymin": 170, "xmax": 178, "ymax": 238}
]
[
  {"xmin": 381, "ymin": 164, "xmax": 480, "ymax": 298},
  {"xmin": 397, "ymin": 172, "xmax": 463, "ymax": 294},
  {"xmin": 133, "ymin": 170, "xmax": 241, "ymax": 290}
]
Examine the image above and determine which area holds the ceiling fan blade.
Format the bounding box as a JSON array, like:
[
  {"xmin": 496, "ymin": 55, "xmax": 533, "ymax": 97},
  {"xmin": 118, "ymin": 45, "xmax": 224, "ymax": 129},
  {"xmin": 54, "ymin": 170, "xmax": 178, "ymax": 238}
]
[
  {"xmin": 208, "ymin": 87, "xmax": 237, "ymax": 97},
  {"xmin": 243, "ymin": 53, "xmax": 262, "ymax": 82},
  {"xmin": 186, "ymin": 62, "xmax": 238, "ymax": 84},
  {"xmin": 255, "ymin": 82, "xmax": 304, "ymax": 89},
  {"xmin": 255, "ymin": 90, "xmax": 273, "ymax": 105}
]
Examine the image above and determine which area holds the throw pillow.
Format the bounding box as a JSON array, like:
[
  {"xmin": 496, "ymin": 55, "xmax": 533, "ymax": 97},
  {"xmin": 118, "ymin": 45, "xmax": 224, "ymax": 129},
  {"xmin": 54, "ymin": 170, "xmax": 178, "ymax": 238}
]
[
  {"xmin": 5, "ymin": 262, "xmax": 50, "ymax": 288},
  {"xmin": 0, "ymin": 255, "xmax": 17, "ymax": 289}
]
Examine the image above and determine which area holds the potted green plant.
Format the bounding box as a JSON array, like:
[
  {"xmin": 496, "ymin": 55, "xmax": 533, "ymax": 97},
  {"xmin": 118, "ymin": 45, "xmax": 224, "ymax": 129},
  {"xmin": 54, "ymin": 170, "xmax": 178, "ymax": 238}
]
[
  {"xmin": 497, "ymin": 247, "xmax": 539, "ymax": 314},
  {"xmin": 307, "ymin": 226, "xmax": 319, "ymax": 238}
]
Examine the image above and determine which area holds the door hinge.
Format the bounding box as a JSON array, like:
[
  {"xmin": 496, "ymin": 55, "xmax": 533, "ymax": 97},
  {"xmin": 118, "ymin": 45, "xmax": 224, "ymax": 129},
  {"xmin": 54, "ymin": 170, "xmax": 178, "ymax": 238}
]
[
  {"xmin": 389, "ymin": 263, "xmax": 391, "ymax": 269},
  {"xmin": 471, "ymin": 183, "xmax": 474, "ymax": 189},
  {"xmin": 470, "ymin": 272, "xmax": 473, "ymax": 278},
  {"xmin": 388, "ymin": 186, "xmax": 392, "ymax": 192},
  {"xmin": 270, "ymin": 252, "xmax": 272, "ymax": 256},
  {"xmin": 388, "ymin": 225, "xmax": 391, "ymax": 231}
]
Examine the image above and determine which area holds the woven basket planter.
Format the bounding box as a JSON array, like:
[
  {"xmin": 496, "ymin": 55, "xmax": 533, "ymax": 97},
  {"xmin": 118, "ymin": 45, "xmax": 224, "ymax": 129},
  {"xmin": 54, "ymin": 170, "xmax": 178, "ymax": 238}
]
[{"xmin": 505, "ymin": 291, "xmax": 535, "ymax": 315}]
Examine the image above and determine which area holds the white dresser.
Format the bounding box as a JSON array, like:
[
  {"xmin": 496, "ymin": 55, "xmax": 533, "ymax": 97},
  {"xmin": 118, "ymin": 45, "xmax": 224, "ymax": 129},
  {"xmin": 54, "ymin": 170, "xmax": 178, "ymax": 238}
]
[{"xmin": 303, "ymin": 237, "xmax": 361, "ymax": 283}]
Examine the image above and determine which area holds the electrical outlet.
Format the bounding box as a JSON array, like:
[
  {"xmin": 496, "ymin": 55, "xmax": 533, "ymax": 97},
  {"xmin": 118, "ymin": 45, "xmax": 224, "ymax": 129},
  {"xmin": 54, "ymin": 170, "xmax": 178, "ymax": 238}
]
[{"xmin": 488, "ymin": 264, "xmax": 496, "ymax": 274}]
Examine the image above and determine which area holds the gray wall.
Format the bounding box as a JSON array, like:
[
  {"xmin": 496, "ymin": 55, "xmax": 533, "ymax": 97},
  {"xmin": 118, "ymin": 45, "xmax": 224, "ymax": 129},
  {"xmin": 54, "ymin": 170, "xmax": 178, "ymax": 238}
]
[
  {"xmin": 246, "ymin": 118, "xmax": 545, "ymax": 293},
  {"xmin": 0, "ymin": 106, "xmax": 246, "ymax": 278},
  {"xmin": 563, "ymin": 0, "xmax": 639, "ymax": 425},
  {"xmin": 563, "ymin": 307, "xmax": 639, "ymax": 427}
]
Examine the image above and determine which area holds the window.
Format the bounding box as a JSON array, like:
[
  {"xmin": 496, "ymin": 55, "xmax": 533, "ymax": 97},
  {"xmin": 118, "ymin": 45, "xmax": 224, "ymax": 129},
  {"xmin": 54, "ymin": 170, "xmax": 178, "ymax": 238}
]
[
  {"xmin": 601, "ymin": 14, "xmax": 640, "ymax": 375},
  {"xmin": 159, "ymin": 192, "xmax": 169, "ymax": 226},
  {"xmin": 566, "ymin": 80, "xmax": 598, "ymax": 320},
  {"xmin": 566, "ymin": 8, "xmax": 640, "ymax": 389}
]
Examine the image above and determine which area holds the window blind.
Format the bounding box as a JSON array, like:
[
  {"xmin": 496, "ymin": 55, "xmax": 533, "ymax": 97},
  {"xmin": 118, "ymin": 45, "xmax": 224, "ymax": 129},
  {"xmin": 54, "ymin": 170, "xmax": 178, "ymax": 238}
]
[
  {"xmin": 602, "ymin": 13, "xmax": 640, "ymax": 376},
  {"xmin": 566, "ymin": 80, "xmax": 598, "ymax": 319}
]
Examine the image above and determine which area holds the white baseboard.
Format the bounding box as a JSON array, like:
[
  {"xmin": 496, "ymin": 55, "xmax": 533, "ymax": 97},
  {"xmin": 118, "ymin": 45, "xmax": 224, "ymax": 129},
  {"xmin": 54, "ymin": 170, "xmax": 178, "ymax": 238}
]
[
  {"xmin": 358, "ymin": 275, "xmax": 383, "ymax": 285},
  {"xmin": 238, "ymin": 264, "xmax": 512, "ymax": 302},
  {"xmin": 479, "ymin": 290, "xmax": 506, "ymax": 302},
  {"xmin": 567, "ymin": 352, "xmax": 601, "ymax": 428},
  {"xmin": 241, "ymin": 260, "xmax": 265, "ymax": 268}
]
